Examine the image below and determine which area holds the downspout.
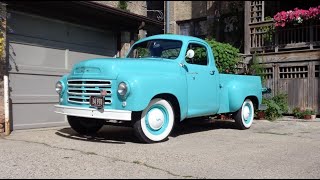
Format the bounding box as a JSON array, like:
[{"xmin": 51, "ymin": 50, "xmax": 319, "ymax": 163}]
[{"xmin": 165, "ymin": 1, "xmax": 170, "ymax": 33}]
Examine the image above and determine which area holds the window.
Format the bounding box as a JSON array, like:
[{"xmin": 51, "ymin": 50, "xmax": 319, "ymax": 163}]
[
  {"xmin": 185, "ymin": 43, "xmax": 208, "ymax": 66},
  {"xmin": 127, "ymin": 39, "xmax": 183, "ymax": 60},
  {"xmin": 178, "ymin": 19, "xmax": 207, "ymax": 39}
]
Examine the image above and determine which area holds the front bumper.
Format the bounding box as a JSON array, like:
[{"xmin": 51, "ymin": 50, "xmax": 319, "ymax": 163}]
[{"xmin": 54, "ymin": 105, "xmax": 132, "ymax": 121}]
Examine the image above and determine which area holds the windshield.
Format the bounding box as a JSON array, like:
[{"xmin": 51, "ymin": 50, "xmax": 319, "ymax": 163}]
[{"xmin": 127, "ymin": 39, "xmax": 183, "ymax": 59}]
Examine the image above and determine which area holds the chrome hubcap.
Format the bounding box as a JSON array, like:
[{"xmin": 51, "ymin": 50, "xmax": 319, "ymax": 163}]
[
  {"xmin": 243, "ymin": 106, "xmax": 250, "ymax": 120},
  {"xmin": 147, "ymin": 109, "xmax": 165, "ymax": 130}
]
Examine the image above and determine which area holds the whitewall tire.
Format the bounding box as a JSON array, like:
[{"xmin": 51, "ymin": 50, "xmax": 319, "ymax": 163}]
[
  {"xmin": 234, "ymin": 99, "xmax": 254, "ymax": 130},
  {"xmin": 133, "ymin": 98, "xmax": 175, "ymax": 143}
]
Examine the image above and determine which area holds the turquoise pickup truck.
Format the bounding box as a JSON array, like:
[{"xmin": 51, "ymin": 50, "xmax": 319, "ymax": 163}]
[{"xmin": 55, "ymin": 34, "xmax": 264, "ymax": 143}]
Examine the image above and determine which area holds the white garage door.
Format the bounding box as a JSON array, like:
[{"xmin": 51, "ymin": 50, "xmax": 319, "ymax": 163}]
[{"xmin": 7, "ymin": 11, "xmax": 117, "ymax": 130}]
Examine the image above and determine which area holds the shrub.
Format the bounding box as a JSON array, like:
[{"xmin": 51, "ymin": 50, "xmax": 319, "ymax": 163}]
[
  {"xmin": 118, "ymin": 1, "xmax": 129, "ymax": 11},
  {"xmin": 263, "ymin": 93, "xmax": 288, "ymax": 121},
  {"xmin": 204, "ymin": 38, "xmax": 240, "ymax": 73},
  {"xmin": 293, "ymin": 107, "xmax": 304, "ymax": 119}
]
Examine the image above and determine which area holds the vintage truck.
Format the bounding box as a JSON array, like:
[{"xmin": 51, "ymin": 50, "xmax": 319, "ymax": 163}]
[{"xmin": 55, "ymin": 34, "xmax": 264, "ymax": 143}]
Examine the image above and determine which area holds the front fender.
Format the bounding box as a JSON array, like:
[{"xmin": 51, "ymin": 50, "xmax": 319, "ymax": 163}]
[{"xmin": 116, "ymin": 72, "xmax": 188, "ymax": 120}]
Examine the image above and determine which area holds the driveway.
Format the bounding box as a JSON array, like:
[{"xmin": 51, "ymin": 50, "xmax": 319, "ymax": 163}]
[{"xmin": 1, "ymin": 118, "xmax": 320, "ymax": 179}]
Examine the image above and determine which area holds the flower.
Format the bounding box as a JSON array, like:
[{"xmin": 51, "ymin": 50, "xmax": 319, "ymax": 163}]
[{"xmin": 273, "ymin": 5, "xmax": 320, "ymax": 27}]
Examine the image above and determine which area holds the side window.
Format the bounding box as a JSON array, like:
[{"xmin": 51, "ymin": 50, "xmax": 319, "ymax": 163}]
[{"xmin": 185, "ymin": 43, "xmax": 208, "ymax": 66}]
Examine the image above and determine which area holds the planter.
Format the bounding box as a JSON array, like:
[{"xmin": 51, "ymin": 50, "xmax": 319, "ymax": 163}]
[
  {"xmin": 304, "ymin": 115, "xmax": 312, "ymax": 120},
  {"xmin": 256, "ymin": 111, "xmax": 266, "ymax": 120},
  {"xmin": 311, "ymin": 115, "xmax": 316, "ymax": 120}
]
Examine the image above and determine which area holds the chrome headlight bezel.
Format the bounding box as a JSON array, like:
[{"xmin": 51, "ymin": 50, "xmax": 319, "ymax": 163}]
[
  {"xmin": 117, "ymin": 81, "xmax": 130, "ymax": 97},
  {"xmin": 55, "ymin": 81, "xmax": 63, "ymax": 94}
]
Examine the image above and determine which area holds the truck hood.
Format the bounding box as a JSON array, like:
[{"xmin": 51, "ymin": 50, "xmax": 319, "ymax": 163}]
[{"xmin": 68, "ymin": 58, "xmax": 180, "ymax": 80}]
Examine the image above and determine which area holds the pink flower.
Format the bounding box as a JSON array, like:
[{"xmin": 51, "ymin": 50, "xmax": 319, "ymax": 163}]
[{"xmin": 273, "ymin": 5, "xmax": 320, "ymax": 28}]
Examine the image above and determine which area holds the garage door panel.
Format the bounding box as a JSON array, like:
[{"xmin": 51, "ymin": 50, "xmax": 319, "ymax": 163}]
[
  {"xmin": 11, "ymin": 95, "xmax": 58, "ymax": 104},
  {"xmin": 9, "ymin": 42, "xmax": 66, "ymax": 69},
  {"xmin": 12, "ymin": 103, "xmax": 67, "ymax": 130},
  {"xmin": 8, "ymin": 12, "xmax": 69, "ymax": 45},
  {"xmin": 66, "ymin": 23, "xmax": 116, "ymax": 50},
  {"xmin": 10, "ymin": 73, "xmax": 61, "ymax": 97},
  {"xmin": 68, "ymin": 51, "xmax": 111, "ymax": 68},
  {"xmin": 9, "ymin": 11, "xmax": 117, "ymax": 55},
  {"xmin": 9, "ymin": 34, "xmax": 115, "ymax": 59}
]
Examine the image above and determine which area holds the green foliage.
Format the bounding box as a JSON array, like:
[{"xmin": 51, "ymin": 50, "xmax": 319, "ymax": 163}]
[
  {"xmin": 263, "ymin": 93, "xmax": 288, "ymax": 121},
  {"xmin": 262, "ymin": 16, "xmax": 275, "ymax": 44},
  {"xmin": 204, "ymin": 38, "xmax": 240, "ymax": 73},
  {"xmin": 118, "ymin": 1, "xmax": 128, "ymax": 11},
  {"xmin": 293, "ymin": 107, "xmax": 304, "ymax": 119},
  {"xmin": 136, "ymin": 47, "xmax": 149, "ymax": 57},
  {"xmin": 248, "ymin": 53, "xmax": 267, "ymax": 85},
  {"xmin": 302, "ymin": 109, "xmax": 316, "ymax": 116}
]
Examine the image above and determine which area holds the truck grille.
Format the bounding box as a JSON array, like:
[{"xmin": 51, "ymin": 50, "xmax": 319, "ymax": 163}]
[{"xmin": 67, "ymin": 79, "xmax": 112, "ymax": 105}]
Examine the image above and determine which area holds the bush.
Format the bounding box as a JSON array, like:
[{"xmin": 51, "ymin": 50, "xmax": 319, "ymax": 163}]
[
  {"xmin": 293, "ymin": 107, "xmax": 304, "ymax": 119},
  {"xmin": 263, "ymin": 93, "xmax": 288, "ymax": 121},
  {"xmin": 204, "ymin": 38, "xmax": 240, "ymax": 73}
]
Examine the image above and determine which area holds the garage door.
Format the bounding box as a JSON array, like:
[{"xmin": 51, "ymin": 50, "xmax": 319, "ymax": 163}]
[{"xmin": 7, "ymin": 11, "xmax": 117, "ymax": 130}]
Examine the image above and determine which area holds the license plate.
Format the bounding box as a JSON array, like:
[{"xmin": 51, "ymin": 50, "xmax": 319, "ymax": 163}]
[{"xmin": 90, "ymin": 96, "xmax": 105, "ymax": 108}]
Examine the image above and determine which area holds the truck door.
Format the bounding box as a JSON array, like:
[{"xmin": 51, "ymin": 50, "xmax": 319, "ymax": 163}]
[{"xmin": 183, "ymin": 41, "xmax": 219, "ymax": 118}]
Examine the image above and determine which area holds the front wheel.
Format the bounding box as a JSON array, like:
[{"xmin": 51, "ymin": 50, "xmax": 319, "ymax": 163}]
[
  {"xmin": 67, "ymin": 116, "xmax": 104, "ymax": 135},
  {"xmin": 133, "ymin": 98, "xmax": 175, "ymax": 143},
  {"xmin": 233, "ymin": 99, "xmax": 254, "ymax": 130}
]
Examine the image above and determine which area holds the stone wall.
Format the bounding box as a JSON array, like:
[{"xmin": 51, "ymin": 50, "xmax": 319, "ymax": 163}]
[{"xmin": 93, "ymin": 1, "xmax": 147, "ymax": 16}]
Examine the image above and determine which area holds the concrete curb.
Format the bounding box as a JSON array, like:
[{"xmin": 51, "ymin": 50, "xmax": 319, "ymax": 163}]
[{"xmin": 255, "ymin": 116, "xmax": 320, "ymax": 122}]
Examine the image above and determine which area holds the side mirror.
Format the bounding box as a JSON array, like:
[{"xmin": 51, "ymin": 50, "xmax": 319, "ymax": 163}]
[{"xmin": 186, "ymin": 49, "xmax": 195, "ymax": 59}]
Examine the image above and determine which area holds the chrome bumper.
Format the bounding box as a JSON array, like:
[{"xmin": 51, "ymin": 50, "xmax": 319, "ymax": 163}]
[{"xmin": 54, "ymin": 105, "xmax": 132, "ymax": 121}]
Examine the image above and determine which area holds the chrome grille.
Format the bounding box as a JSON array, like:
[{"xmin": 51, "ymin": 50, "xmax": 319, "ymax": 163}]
[{"xmin": 67, "ymin": 79, "xmax": 112, "ymax": 105}]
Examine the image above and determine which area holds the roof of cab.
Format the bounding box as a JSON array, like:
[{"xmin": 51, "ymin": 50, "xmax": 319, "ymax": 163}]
[{"xmin": 135, "ymin": 34, "xmax": 206, "ymax": 44}]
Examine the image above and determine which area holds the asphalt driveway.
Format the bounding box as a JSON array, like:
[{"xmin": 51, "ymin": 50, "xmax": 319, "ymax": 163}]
[{"xmin": 1, "ymin": 118, "xmax": 320, "ymax": 179}]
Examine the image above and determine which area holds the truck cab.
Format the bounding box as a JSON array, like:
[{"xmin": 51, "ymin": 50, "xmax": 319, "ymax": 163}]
[{"xmin": 55, "ymin": 34, "xmax": 263, "ymax": 143}]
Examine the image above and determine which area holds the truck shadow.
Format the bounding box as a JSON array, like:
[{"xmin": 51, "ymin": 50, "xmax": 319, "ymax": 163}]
[
  {"xmin": 170, "ymin": 118, "xmax": 237, "ymax": 137},
  {"xmin": 55, "ymin": 119, "xmax": 237, "ymax": 144}
]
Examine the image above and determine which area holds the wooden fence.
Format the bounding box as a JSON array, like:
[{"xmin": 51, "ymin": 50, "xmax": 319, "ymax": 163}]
[{"xmin": 261, "ymin": 61, "xmax": 320, "ymax": 114}]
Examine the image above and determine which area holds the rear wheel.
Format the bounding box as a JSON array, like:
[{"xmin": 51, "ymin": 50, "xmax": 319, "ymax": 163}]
[
  {"xmin": 67, "ymin": 116, "xmax": 104, "ymax": 135},
  {"xmin": 133, "ymin": 98, "xmax": 175, "ymax": 143},
  {"xmin": 234, "ymin": 99, "xmax": 254, "ymax": 130}
]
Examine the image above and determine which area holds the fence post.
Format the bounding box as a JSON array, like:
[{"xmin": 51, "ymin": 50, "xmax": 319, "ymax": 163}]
[
  {"xmin": 309, "ymin": 23, "xmax": 313, "ymax": 50},
  {"xmin": 274, "ymin": 30, "xmax": 279, "ymax": 53}
]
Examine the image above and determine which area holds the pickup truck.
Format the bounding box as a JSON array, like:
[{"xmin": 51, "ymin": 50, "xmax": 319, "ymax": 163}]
[{"xmin": 55, "ymin": 34, "xmax": 263, "ymax": 143}]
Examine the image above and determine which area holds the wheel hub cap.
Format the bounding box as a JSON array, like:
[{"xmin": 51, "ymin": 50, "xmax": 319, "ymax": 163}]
[
  {"xmin": 243, "ymin": 106, "xmax": 250, "ymax": 120},
  {"xmin": 147, "ymin": 108, "xmax": 165, "ymax": 130}
]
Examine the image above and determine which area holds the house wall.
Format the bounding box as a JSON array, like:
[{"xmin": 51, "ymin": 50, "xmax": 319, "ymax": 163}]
[
  {"xmin": 93, "ymin": 1, "xmax": 147, "ymax": 16},
  {"xmin": 166, "ymin": 1, "xmax": 244, "ymax": 52}
]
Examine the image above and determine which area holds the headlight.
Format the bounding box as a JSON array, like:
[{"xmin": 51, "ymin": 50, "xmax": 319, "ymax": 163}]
[
  {"xmin": 55, "ymin": 81, "xmax": 63, "ymax": 94},
  {"xmin": 117, "ymin": 82, "xmax": 128, "ymax": 96}
]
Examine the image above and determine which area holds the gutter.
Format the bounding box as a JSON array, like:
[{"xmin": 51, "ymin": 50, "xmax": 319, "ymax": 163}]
[{"xmin": 75, "ymin": 1, "xmax": 163, "ymax": 26}]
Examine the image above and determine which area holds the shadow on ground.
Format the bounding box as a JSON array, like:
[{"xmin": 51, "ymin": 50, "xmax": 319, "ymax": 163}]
[{"xmin": 55, "ymin": 118, "xmax": 237, "ymax": 144}]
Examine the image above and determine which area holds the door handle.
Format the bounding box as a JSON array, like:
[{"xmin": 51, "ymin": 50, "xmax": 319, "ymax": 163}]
[{"xmin": 210, "ymin": 70, "xmax": 215, "ymax": 75}]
